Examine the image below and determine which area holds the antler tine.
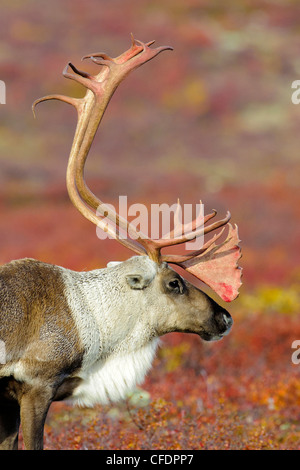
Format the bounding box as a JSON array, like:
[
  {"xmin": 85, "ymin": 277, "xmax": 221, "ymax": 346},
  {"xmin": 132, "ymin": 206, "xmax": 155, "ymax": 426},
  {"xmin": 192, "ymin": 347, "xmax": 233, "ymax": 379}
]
[
  {"xmin": 162, "ymin": 201, "xmax": 217, "ymax": 240},
  {"xmin": 32, "ymin": 94, "xmax": 82, "ymax": 118},
  {"xmin": 82, "ymin": 52, "xmax": 113, "ymax": 62},
  {"xmin": 161, "ymin": 227, "xmax": 226, "ymax": 264},
  {"xmin": 139, "ymin": 210, "xmax": 231, "ymax": 264},
  {"xmin": 153, "ymin": 211, "xmax": 231, "ymax": 249}
]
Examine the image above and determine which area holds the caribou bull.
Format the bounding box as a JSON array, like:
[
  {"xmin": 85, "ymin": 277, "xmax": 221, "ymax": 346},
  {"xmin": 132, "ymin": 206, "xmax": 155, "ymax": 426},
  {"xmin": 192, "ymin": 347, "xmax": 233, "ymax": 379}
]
[{"xmin": 0, "ymin": 36, "xmax": 242, "ymax": 450}]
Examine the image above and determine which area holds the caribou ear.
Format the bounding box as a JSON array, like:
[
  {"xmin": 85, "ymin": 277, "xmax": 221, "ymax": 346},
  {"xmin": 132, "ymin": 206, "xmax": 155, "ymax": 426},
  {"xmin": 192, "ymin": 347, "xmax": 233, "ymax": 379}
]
[{"xmin": 126, "ymin": 273, "xmax": 154, "ymax": 290}]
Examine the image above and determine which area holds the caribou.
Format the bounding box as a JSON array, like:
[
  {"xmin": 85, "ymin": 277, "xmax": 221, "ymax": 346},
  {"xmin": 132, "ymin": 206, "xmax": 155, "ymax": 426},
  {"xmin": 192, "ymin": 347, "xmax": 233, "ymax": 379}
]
[{"xmin": 0, "ymin": 36, "xmax": 242, "ymax": 450}]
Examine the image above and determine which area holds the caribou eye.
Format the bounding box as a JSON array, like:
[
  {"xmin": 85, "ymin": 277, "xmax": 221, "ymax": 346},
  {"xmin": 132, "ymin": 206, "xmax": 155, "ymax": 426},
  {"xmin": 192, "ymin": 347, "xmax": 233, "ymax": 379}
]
[
  {"xmin": 169, "ymin": 280, "xmax": 179, "ymax": 289},
  {"xmin": 167, "ymin": 279, "xmax": 185, "ymax": 294}
]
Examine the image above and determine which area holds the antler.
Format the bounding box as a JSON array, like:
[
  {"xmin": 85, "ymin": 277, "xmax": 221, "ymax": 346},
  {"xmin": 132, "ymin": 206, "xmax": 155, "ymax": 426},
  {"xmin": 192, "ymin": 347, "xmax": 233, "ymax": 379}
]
[{"xmin": 33, "ymin": 35, "xmax": 242, "ymax": 301}]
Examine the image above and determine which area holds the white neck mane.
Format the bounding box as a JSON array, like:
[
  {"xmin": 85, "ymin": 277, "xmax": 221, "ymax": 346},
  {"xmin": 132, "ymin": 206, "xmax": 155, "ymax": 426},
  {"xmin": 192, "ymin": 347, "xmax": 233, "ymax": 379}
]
[
  {"xmin": 71, "ymin": 339, "xmax": 159, "ymax": 407},
  {"xmin": 61, "ymin": 260, "xmax": 160, "ymax": 407}
]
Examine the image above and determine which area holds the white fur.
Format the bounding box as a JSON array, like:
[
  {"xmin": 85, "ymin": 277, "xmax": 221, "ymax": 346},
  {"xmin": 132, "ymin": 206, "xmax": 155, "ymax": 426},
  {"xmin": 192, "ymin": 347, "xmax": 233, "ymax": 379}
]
[
  {"xmin": 71, "ymin": 339, "xmax": 159, "ymax": 407},
  {"xmin": 60, "ymin": 257, "xmax": 160, "ymax": 407},
  {"xmin": 106, "ymin": 261, "xmax": 123, "ymax": 268}
]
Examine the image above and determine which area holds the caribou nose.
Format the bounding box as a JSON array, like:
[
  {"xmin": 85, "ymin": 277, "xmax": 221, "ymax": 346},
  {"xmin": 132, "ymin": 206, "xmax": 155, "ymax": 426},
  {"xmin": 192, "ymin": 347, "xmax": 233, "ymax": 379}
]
[{"xmin": 215, "ymin": 310, "xmax": 233, "ymax": 333}]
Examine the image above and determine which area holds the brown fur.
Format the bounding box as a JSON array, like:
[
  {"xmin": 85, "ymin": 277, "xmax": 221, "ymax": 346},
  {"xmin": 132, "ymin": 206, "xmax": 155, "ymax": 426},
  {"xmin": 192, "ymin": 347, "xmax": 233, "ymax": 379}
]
[
  {"xmin": 156, "ymin": 266, "xmax": 230, "ymax": 340},
  {"xmin": 0, "ymin": 258, "xmax": 84, "ymax": 449},
  {"xmin": 0, "ymin": 258, "xmax": 83, "ymax": 376}
]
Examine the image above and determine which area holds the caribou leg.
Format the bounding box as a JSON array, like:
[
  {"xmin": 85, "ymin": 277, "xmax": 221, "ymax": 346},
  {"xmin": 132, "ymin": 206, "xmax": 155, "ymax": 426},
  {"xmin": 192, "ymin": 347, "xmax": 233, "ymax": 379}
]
[
  {"xmin": 0, "ymin": 397, "xmax": 20, "ymax": 450},
  {"xmin": 20, "ymin": 385, "xmax": 53, "ymax": 450}
]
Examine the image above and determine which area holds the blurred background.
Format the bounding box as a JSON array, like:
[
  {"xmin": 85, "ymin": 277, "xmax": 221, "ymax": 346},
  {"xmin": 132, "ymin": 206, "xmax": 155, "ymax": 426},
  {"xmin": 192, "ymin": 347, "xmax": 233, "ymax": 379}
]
[
  {"xmin": 0, "ymin": 0, "xmax": 300, "ymax": 449},
  {"xmin": 0, "ymin": 0, "xmax": 299, "ymax": 283}
]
